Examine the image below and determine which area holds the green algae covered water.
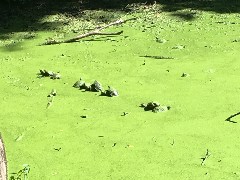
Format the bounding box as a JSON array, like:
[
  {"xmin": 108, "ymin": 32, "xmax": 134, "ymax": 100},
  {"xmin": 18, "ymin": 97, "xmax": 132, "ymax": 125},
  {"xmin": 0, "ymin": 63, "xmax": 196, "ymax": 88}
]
[{"xmin": 1, "ymin": 6, "xmax": 240, "ymax": 179}]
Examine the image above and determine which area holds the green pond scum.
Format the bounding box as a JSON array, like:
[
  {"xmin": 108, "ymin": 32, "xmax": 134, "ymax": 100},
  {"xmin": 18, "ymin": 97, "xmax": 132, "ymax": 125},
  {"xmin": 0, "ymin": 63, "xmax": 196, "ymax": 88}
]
[{"xmin": 1, "ymin": 1, "xmax": 240, "ymax": 179}]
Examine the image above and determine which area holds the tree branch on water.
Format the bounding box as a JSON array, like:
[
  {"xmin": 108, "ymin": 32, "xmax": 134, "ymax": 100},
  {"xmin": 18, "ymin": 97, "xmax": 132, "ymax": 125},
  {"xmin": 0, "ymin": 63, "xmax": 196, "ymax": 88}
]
[{"xmin": 41, "ymin": 17, "xmax": 136, "ymax": 45}]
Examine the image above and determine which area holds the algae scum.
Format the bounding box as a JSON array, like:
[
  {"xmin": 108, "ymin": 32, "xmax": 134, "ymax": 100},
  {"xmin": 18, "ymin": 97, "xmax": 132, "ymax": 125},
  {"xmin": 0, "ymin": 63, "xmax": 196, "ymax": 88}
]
[{"xmin": 1, "ymin": 2, "xmax": 240, "ymax": 179}]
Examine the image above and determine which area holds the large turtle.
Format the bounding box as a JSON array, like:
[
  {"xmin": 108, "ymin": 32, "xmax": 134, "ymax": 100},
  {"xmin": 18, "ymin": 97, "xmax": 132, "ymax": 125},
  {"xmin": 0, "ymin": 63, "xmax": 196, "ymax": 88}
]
[{"xmin": 90, "ymin": 80, "xmax": 103, "ymax": 92}]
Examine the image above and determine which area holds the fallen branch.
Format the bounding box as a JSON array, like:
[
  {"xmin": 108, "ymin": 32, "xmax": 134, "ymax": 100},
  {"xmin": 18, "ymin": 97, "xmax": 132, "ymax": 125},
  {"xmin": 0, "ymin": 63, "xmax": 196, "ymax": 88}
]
[
  {"xmin": 41, "ymin": 17, "xmax": 136, "ymax": 45},
  {"xmin": 64, "ymin": 30, "xmax": 123, "ymax": 43},
  {"xmin": 201, "ymin": 149, "xmax": 211, "ymax": 166}
]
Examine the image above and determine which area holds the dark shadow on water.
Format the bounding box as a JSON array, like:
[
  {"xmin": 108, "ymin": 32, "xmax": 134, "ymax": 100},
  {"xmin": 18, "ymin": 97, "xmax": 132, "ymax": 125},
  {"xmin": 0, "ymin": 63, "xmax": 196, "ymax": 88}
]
[
  {"xmin": 85, "ymin": 0, "xmax": 240, "ymax": 13},
  {"xmin": 0, "ymin": 0, "xmax": 240, "ymax": 50},
  {"xmin": 171, "ymin": 11, "xmax": 197, "ymax": 21},
  {"xmin": 83, "ymin": 35, "xmax": 119, "ymax": 42}
]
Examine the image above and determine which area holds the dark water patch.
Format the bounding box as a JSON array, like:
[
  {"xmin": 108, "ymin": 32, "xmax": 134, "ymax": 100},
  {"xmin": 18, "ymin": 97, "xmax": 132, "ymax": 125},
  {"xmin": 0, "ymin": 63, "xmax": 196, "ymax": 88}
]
[{"xmin": 171, "ymin": 11, "xmax": 197, "ymax": 21}]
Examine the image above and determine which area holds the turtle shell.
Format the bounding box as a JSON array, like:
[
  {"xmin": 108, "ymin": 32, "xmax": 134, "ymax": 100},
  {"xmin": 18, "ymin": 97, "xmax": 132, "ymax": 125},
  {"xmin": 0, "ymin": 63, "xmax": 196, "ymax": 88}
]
[
  {"xmin": 144, "ymin": 101, "xmax": 160, "ymax": 111},
  {"xmin": 90, "ymin": 80, "xmax": 103, "ymax": 92},
  {"xmin": 181, "ymin": 73, "xmax": 190, "ymax": 77},
  {"xmin": 152, "ymin": 106, "xmax": 170, "ymax": 113},
  {"xmin": 82, "ymin": 83, "xmax": 91, "ymax": 91},
  {"xmin": 39, "ymin": 69, "xmax": 51, "ymax": 77},
  {"xmin": 140, "ymin": 103, "xmax": 147, "ymax": 108},
  {"xmin": 51, "ymin": 73, "xmax": 61, "ymax": 79},
  {"xmin": 47, "ymin": 71, "xmax": 54, "ymax": 76},
  {"xmin": 73, "ymin": 78, "xmax": 85, "ymax": 88},
  {"xmin": 39, "ymin": 69, "xmax": 47, "ymax": 76},
  {"xmin": 105, "ymin": 86, "xmax": 118, "ymax": 97}
]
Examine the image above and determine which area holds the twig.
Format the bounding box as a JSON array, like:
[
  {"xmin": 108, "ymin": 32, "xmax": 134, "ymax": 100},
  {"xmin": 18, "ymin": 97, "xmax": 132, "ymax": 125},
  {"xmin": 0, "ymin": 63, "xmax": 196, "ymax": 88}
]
[
  {"xmin": 201, "ymin": 149, "xmax": 211, "ymax": 166},
  {"xmin": 41, "ymin": 18, "xmax": 136, "ymax": 45},
  {"xmin": 225, "ymin": 112, "xmax": 240, "ymax": 123}
]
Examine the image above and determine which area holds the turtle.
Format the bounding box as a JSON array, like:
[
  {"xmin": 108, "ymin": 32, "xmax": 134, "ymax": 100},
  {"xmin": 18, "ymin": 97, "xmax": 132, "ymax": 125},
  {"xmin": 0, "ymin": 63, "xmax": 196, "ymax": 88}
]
[
  {"xmin": 152, "ymin": 106, "xmax": 171, "ymax": 113},
  {"xmin": 73, "ymin": 78, "xmax": 85, "ymax": 88},
  {"xmin": 143, "ymin": 101, "xmax": 160, "ymax": 111},
  {"xmin": 140, "ymin": 103, "xmax": 147, "ymax": 108},
  {"xmin": 82, "ymin": 83, "xmax": 91, "ymax": 91},
  {"xmin": 46, "ymin": 71, "xmax": 54, "ymax": 77},
  {"xmin": 181, "ymin": 73, "xmax": 190, "ymax": 77},
  {"xmin": 39, "ymin": 69, "xmax": 48, "ymax": 77},
  {"xmin": 102, "ymin": 86, "xmax": 118, "ymax": 97},
  {"xmin": 156, "ymin": 37, "xmax": 167, "ymax": 43},
  {"xmin": 172, "ymin": 45, "xmax": 185, "ymax": 49},
  {"xmin": 140, "ymin": 101, "xmax": 170, "ymax": 113},
  {"xmin": 39, "ymin": 69, "xmax": 53, "ymax": 77},
  {"xmin": 50, "ymin": 72, "xmax": 61, "ymax": 79},
  {"xmin": 90, "ymin": 80, "xmax": 103, "ymax": 92}
]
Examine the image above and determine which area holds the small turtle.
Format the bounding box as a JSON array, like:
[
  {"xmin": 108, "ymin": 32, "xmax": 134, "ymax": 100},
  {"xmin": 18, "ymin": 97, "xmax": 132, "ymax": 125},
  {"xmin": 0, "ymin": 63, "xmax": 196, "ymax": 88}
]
[
  {"xmin": 172, "ymin": 45, "xmax": 185, "ymax": 49},
  {"xmin": 39, "ymin": 69, "xmax": 52, "ymax": 78},
  {"xmin": 156, "ymin": 37, "xmax": 167, "ymax": 43},
  {"xmin": 140, "ymin": 101, "xmax": 170, "ymax": 112},
  {"xmin": 121, "ymin": 112, "xmax": 129, "ymax": 116},
  {"xmin": 102, "ymin": 86, "xmax": 119, "ymax": 97},
  {"xmin": 181, "ymin": 73, "xmax": 190, "ymax": 77},
  {"xmin": 50, "ymin": 72, "xmax": 61, "ymax": 79},
  {"xmin": 152, "ymin": 106, "xmax": 171, "ymax": 113},
  {"xmin": 90, "ymin": 80, "xmax": 103, "ymax": 92},
  {"xmin": 73, "ymin": 78, "xmax": 85, "ymax": 88},
  {"xmin": 46, "ymin": 71, "xmax": 54, "ymax": 77},
  {"xmin": 39, "ymin": 69, "xmax": 48, "ymax": 77},
  {"xmin": 140, "ymin": 103, "xmax": 147, "ymax": 108},
  {"xmin": 144, "ymin": 101, "xmax": 160, "ymax": 111}
]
